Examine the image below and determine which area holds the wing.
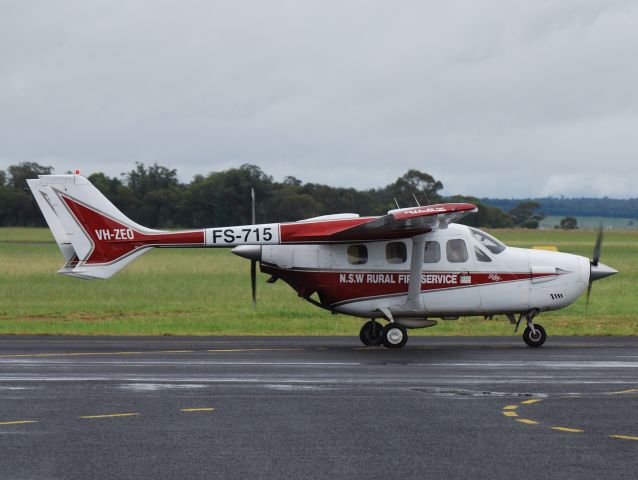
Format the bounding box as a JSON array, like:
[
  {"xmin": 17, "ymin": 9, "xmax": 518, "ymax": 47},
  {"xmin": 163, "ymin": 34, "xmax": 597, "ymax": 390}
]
[{"xmin": 280, "ymin": 203, "xmax": 477, "ymax": 243}]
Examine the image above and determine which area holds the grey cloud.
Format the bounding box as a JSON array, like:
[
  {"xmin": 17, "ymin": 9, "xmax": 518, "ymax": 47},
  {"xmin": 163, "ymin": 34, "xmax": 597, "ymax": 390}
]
[{"xmin": 1, "ymin": 0, "xmax": 636, "ymax": 197}]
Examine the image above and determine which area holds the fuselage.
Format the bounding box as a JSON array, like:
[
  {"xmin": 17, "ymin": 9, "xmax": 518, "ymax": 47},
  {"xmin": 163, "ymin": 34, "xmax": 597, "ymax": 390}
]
[
  {"xmin": 28, "ymin": 173, "xmax": 617, "ymax": 348},
  {"xmin": 259, "ymin": 224, "xmax": 591, "ymax": 321}
]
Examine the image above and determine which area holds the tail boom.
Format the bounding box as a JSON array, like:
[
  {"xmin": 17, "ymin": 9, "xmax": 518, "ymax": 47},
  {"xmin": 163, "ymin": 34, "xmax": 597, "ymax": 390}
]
[{"xmin": 59, "ymin": 192, "xmax": 205, "ymax": 265}]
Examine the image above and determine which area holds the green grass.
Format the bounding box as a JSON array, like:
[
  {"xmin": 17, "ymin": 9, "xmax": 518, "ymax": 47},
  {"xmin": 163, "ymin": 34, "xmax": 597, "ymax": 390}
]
[
  {"xmin": 0, "ymin": 227, "xmax": 636, "ymax": 336},
  {"xmin": 0, "ymin": 227, "xmax": 57, "ymax": 243}
]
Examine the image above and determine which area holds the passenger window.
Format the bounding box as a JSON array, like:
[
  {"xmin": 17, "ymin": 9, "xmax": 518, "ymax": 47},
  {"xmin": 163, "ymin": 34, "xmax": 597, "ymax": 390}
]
[
  {"xmin": 475, "ymin": 246, "xmax": 492, "ymax": 262},
  {"xmin": 347, "ymin": 245, "xmax": 368, "ymax": 265},
  {"xmin": 423, "ymin": 241, "xmax": 441, "ymax": 263},
  {"xmin": 446, "ymin": 239, "xmax": 468, "ymax": 263},
  {"xmin": 386, "ymin": 242, "xmax": 407, "ymax": 264}
]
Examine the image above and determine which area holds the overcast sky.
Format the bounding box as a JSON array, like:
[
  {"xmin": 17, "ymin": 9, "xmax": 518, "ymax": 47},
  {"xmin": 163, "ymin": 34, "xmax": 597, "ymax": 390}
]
[{"xmin": 1, "ymin": 0, "xmax": 637, "ymax": 198}]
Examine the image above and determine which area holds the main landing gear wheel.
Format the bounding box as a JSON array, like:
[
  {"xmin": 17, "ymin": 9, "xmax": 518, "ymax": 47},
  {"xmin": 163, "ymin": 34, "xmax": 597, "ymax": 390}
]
[
  {"xmin": 523, "ymin": 323, "xmax": 547, "ymax": 348},
  {"xmin": 381, "ymin": 323, "xmax": 408, "ymax": 349},
  {"xmin": 359, "ymin": 321, "xmax": 384, "ymax": 346}
]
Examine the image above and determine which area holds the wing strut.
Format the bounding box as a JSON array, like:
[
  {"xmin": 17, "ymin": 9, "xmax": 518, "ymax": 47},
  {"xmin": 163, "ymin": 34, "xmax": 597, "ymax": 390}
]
[{"xmin": 406, "ymin": 233, "xmax": 426, "ymax": 310}]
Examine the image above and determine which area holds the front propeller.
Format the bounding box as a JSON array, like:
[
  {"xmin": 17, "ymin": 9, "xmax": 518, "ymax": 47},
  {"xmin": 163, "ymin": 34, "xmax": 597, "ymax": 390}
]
[{"xmin": 586, "ymin": 225, "xmax": 618, "ymax": 313}]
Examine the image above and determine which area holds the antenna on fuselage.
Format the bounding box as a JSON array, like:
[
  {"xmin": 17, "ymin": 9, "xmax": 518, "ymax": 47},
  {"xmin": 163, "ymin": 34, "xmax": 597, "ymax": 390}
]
[
  {"xmin": 422, "ymin": 191, "xmax": 431, "ymax": 205},
  {"xmin": 412, "ymin": 193, "xmax": 421, "ymax": 207},
  {"xmin": 394, "ymin": 197, "xmax": 400, "ymax": 209}
]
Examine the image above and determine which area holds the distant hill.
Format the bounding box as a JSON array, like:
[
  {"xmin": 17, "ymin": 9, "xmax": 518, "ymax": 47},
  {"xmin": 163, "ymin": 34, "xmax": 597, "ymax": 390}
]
[
  {"xmin": 481, "ymin": 197, "xmax": 638, "ymax": 219},
  {"xmin": 539, "ymin": 215, "xmax": 637, "ymax": 230}
]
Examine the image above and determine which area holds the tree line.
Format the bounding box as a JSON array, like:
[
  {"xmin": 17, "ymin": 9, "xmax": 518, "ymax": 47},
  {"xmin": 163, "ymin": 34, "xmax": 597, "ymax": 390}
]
[
  {"xmin": 0, "ymin": 162, "xmax": 546, "ymax": 229},
  {"xmin": 483, "ymin": 196, "xmax": 638, "ymax": 219}
]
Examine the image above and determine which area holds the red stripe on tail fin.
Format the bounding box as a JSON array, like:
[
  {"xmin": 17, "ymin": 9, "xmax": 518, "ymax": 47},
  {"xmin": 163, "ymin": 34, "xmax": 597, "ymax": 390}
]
[{"xmin": 60, "ymin": 194, "xmax": 205, "ymax": 265}]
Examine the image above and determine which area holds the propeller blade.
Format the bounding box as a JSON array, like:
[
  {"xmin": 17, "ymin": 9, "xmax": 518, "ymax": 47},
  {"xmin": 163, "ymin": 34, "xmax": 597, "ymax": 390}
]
[
  {"xmin": 592, "ymin": 224, "xmax": 603, "ymax": 266},
  {"xmin": 250, "ymin": 187, "xmax": 257, "ymax": 305},
  {"xmin": 251, "ymin": 259, "xmax": 256, "ymax": 305},
  {"xmin": 587, "ymin": 224, "xmax": 603, "ymax": 316}
]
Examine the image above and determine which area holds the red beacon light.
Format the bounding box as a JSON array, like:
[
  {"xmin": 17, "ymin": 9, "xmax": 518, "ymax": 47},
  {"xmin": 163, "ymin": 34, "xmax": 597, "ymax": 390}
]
[{"xmin": 75, "ymin": 170, "xmax": 80, "ymax": 175}]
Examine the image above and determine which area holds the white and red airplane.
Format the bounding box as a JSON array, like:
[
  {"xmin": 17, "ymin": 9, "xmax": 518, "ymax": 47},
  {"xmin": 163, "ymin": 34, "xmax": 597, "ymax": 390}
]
[{"xmin": 28, "ymin": 173, "xmax": 617, "ymax": 348}]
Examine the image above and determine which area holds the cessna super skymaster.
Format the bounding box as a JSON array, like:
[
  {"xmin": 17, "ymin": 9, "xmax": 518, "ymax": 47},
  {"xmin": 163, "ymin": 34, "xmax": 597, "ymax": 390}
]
[{"xmin": 28, "ymin": 174, "xmax": 617, "ymax": 349}]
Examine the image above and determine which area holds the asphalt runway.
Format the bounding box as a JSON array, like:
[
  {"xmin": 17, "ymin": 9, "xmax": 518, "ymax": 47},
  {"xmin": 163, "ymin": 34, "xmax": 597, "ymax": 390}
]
[{"xmin": 0, "ymin": 336, "xmax": 636, "ymax": 480}]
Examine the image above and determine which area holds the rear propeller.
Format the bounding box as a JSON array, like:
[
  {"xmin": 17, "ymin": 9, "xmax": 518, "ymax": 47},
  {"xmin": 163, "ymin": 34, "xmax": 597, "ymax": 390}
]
[
  {"xmin": 250, "ymin": 187, "xmax": 257, "ymax": 305},
  {"xmin": 229, "ymin": 188, "xmax": 263, "ymax": 304}
]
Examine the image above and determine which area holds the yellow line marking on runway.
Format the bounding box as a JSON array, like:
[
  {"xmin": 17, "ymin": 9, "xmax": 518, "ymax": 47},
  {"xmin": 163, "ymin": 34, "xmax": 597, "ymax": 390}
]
[
  {"xmin": 79, "ymin": 413, "xmax": 139, "ymax": 419},
  {"xmin": 502, "ymin": 393, "xmax": 638, "ymax": 441},
  {"xmin": 516, "ymin": 419, "xmax": 539, "ymax": 425},
  {"xmin": 551, "ymin": 427, "xmax": 584, "ymax": 433},
  {"xmin": 0, "ymin": 347, "xmax": 309, "ymax": 359},
  {"xmin": 609, "ymin": 389, "xmax": 638, "ymax": 395},
  {"xmin": 0, "ymin": 350, "xmax": 195, "ymax": 359},
  {"xmin": 180, "ymin": 408, "xmax": 215, "ymax": 412},
  {"xmin": 609, "ymin": 435, "xmax": 638, "ymax": 441},
  {"xmin": 157, "ymin": 350, "xmax": 196, "ymax": 353},
  {"xmin": 0, "ymin": 420, "xmax": 38, "ymax": 425},
  {"xmin": 206, "ymin": 348, "xmax": 305, "ymax": 353}
]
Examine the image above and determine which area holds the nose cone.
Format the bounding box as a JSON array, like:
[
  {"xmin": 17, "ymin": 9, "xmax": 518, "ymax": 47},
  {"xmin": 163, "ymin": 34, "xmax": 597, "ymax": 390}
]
[
  {"xmin": 590, "ymin": 262, "xmax": 618, "ymax": 282},
  {"xmin": 231, "ymin": 245, "xmax": 262, "ymax": 261}
]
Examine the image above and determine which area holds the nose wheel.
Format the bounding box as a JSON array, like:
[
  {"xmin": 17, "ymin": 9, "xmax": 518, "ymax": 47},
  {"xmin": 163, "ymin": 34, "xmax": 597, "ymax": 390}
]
[
  {"xmin": 523, "ymin": 323, "xmax": 546, "ymax": 347},
  {"xmin": 514, "ymin": 309, "xmax": 547, "ymax": 348}
]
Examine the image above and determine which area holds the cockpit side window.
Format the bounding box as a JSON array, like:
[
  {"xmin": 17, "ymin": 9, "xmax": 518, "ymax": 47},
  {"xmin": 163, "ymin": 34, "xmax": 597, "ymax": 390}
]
[
  {"xmin": 386, "ymin": 242, "xmax": 407, "ymax": 264},
  {"xmin": 474, "ymin": 246, "xmax": 492, "ymax": 262},
  {"xmin": 468, "ymin": 227, "xmax": 506, "ymax": 254},
  {"xmin": 446, "ymin": 239, "xmax": 468, "ymax": 263},
  {"xmin": 347, "ymin": 245, "xmax": 368, "ymax": 265},
  {"xmin": 423, "ymin": 241, "xmax": 441, "ymax": 263}
]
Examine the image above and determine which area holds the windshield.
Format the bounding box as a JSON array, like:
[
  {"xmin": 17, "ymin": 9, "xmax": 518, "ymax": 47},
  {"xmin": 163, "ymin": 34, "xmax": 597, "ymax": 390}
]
[{"xmin": 468, "ymin": 227, "xmax": 506, "ymax": 255}]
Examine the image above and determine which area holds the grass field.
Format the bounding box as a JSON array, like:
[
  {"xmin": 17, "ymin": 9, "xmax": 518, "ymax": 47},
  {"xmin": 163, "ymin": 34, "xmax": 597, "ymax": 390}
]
[{"xmin": 0, "ymin": 227, "xmax": 636, "ymax": 336}]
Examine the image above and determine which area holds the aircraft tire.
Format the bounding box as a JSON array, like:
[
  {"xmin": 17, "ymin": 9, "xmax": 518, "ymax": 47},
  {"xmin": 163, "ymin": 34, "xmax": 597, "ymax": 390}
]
[
  {"xmin": 359, "ymin": 321, "xmax": 384, "ymax": 346},
  {"xmin": 381, "ymin": 323, "xmax": 408, "ymax": 349},
  {"xmin": 523, "ymin": 324, "xmax": 547, "ymax": 348}
]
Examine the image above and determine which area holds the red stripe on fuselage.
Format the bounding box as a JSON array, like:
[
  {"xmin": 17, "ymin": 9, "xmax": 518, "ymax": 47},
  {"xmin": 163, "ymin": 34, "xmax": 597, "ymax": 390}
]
[
  {"xmin": 260, "ymin": 264, "xmax": 555, "ymax": 306},
  {"xmin": 60, "ymin": 194, "xmax": 205, "ymax": 264}
]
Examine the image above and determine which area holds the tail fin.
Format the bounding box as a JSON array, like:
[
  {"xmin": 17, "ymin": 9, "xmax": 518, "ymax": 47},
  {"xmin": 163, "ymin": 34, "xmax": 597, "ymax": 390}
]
[{"xmin": 28, "ymin": 174, "xmax": 205, "ymax": 279}]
